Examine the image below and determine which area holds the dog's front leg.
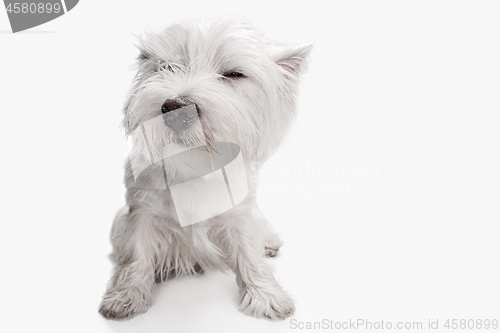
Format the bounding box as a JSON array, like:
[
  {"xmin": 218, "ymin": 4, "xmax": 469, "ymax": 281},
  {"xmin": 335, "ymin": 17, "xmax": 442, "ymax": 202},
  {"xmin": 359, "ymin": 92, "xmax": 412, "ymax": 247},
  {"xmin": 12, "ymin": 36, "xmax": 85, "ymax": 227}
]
[
  {"xmin": 215, "ymin": 214, "xmax": 295, "ymax": 319},
  {"xmin": 99, "ymin": 209, "xmax": 159, "ymax": 319}
]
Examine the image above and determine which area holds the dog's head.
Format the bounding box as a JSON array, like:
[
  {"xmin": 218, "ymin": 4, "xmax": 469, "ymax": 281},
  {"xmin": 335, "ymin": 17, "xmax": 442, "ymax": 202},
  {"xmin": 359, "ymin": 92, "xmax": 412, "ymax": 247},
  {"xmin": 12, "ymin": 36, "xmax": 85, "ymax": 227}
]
[{"xmin": 123, "ymin": 17, "xmax": 313, "ymax": 163}]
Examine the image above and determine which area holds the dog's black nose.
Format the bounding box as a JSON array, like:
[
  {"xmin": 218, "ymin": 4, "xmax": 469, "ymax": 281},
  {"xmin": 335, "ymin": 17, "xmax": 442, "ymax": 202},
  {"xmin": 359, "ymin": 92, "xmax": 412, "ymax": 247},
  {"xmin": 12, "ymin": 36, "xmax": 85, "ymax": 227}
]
[
  {"xmin": 161, "ymin": 99, "xmax": 188, "ymax": 114},
  {"xmin": 161, "ymin": 99, "xmax": 198, "ymax": 132}
]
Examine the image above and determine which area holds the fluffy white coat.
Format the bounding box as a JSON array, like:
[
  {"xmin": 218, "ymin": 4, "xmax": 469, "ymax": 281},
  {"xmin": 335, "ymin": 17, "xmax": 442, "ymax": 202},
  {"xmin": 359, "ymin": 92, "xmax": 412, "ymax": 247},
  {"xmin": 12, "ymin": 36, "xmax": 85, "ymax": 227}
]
[{"xmin": 99, "ymin": 16, "xmax": 312, "ymax": 320}]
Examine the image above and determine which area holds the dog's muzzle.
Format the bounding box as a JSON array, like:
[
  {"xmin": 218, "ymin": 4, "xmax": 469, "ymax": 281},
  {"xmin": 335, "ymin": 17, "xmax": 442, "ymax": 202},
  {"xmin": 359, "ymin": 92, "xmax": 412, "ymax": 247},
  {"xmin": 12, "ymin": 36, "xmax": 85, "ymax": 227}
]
[
  {"xmin": 128, "ymin": 99, "xmax": 249, "ymax": 227},
  {"xmin": 161, "ymin": 99, "xmax": 197, "ymax": 132}
]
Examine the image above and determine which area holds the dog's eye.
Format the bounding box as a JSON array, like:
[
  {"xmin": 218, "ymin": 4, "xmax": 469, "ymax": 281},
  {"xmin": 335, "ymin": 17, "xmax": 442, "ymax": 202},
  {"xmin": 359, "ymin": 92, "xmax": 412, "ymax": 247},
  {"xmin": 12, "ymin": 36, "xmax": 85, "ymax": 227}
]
[
  {"xmin": 138, "ymin": 53, "xmax": 150, "ymax": 61},
  {"xmin": 223, "ymin": 71, "xmax": 245, "ymax": 78},
  {"xmin": 158, "ymin": 62, "xmax": 176, "ymax": 73}
]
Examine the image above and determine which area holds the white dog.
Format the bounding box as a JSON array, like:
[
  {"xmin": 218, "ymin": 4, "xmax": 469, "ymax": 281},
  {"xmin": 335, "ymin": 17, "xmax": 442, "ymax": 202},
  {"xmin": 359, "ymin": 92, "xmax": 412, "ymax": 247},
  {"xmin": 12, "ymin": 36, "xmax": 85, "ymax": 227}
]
[{"xmin": 99, "ymin": 16, "xmax": 312, "ymax": 320}]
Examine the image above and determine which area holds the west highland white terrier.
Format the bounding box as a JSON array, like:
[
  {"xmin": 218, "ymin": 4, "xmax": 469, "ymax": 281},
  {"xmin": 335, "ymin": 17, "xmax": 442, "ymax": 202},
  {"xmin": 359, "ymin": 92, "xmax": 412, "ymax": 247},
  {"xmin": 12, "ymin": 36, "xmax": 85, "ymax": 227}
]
[{"xmin": 99, "ymin": 16, "xmax": 313, "ymax": 320}]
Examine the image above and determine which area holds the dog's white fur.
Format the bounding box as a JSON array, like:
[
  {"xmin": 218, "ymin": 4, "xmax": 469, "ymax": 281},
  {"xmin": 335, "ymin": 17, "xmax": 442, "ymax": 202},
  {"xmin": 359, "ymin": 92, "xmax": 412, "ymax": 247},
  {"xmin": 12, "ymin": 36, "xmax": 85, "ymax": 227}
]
[{"xmin": 99, "ymin": 16, "xmax": 312, "ymax": 320}]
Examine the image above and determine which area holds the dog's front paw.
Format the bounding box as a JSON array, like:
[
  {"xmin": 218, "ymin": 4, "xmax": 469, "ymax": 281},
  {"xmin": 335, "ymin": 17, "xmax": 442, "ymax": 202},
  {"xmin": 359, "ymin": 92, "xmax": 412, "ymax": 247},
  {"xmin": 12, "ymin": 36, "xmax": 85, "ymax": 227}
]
[
  {"xmin": 265, "ymin": 247, "xmax": 279, "ymax": 257},
  {"xmin": 239, "ymin": 286, "xmax": 295, "ymax": 320},
  {"xmin": 99, "ymin": 287, "xmax": 152, "ymax": 320}
]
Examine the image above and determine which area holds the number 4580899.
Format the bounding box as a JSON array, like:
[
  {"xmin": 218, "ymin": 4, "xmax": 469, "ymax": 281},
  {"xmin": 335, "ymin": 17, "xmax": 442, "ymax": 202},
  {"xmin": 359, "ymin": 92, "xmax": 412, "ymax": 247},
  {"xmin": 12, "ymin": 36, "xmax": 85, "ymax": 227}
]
[
  {"xmin": 444, "ymin": 319, "xmax": 498, "ymax": 330},
  {"xmin": 6, "ymin": 2, "xmax": 61, "ymax": 14}
]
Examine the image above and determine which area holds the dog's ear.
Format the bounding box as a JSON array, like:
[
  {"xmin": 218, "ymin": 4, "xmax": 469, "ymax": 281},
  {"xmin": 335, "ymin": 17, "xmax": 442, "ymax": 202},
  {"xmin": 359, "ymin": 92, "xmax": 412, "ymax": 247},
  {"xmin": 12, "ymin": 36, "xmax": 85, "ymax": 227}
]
[{"xmin": 273, "ymin": 41, "xmax": 314, "ymax": 76}]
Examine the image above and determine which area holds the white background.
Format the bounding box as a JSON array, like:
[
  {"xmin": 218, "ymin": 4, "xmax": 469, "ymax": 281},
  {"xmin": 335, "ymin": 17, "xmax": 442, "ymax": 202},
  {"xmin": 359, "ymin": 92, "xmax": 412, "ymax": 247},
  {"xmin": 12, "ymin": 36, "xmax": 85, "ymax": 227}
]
[{"xmin": 1, "ymin": 1, "xmax": 499, "ymax": 332}]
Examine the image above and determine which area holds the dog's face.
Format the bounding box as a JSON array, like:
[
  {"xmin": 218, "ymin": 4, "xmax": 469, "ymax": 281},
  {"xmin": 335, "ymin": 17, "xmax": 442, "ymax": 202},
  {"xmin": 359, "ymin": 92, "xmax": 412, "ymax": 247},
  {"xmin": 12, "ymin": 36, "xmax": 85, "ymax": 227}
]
[{"xmin": 123, "ymin": 17, "xmax": 312, "ymax": 163}]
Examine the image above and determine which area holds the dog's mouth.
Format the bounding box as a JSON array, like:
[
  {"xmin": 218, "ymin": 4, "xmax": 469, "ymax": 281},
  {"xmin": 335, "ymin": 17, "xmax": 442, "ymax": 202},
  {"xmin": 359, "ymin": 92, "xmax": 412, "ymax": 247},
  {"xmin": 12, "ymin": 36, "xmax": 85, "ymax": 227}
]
[{"xmin": 130, "ymin": 102, "xmax": 215, "ymax": 170}]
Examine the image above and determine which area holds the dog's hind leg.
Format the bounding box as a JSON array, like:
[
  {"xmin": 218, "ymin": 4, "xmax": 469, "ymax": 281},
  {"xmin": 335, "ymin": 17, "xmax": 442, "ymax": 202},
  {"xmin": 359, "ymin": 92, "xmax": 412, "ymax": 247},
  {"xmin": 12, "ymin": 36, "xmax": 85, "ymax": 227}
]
[
  {"xmin": 262, "ymin": 221, "xmax": 283, "ymax": 258},
  {"xmin": 252, "ymin": 205, "xmax": 284, "ymax": 257}
]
